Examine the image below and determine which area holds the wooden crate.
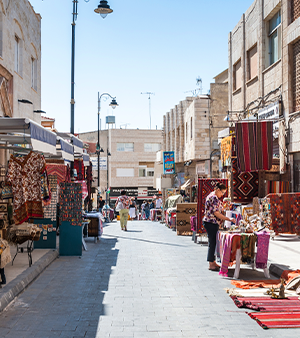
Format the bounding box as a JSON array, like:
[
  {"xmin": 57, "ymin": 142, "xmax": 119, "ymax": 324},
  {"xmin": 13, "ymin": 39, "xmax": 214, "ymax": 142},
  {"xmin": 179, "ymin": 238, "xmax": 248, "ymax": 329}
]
[{"xmin": 176, "ymin": 203, "xmax": 197, "ymax": 235}]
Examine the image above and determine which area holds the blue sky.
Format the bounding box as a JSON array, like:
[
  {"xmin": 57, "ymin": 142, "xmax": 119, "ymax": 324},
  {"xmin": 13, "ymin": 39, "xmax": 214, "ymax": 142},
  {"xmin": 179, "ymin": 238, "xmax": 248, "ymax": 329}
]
[{"xmin": 29, "ymin": 0, "xmax": 254, "ymax": 133}]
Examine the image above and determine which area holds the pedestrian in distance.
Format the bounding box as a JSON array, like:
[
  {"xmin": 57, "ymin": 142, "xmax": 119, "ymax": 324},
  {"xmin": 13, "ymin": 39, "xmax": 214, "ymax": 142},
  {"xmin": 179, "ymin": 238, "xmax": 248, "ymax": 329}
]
[
  {"xmin": 202, "ymin": 182, "xmax": 236, "ymax": 271},
  {"xmin": 115, "ymin": 190, "xmax": 130, "ymax": 231},
  {"xmin": 98, "ymin": 195, "xmax": 105, "ymax": 213},
  {"xmin": 129, "ymin": 197, "xmax": 137, "ymax": 221},
  {"xmin": 144, "ymin": 201, "xmax": 150, "ymax": 220},
  {"xmin": 141, "ymin": 200, "xmax": 146, "ymax": 220},
  {"xmin": 155, "ymin": 195, "xmax": 162, "ymax": 209}
]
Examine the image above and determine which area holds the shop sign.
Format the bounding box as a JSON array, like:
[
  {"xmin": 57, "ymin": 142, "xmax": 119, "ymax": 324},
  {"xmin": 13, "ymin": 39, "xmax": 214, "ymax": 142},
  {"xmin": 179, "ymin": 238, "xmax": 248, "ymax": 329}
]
[
  {"xmin": 247, "ymin": 101, "xmax": 280, "ymax": 137},
  {"xmin": 138, "ymin": 187, "xmax": 148, "ymax": 196},
  {"xmin": 148, "ymin": 187, "xmax": 159, "ymax": 196},
  {"xmin": 91, "ymin": 157, "xmax": 107, "ymax": 170},
  {"xmin": 109, "ymin": 187, "xmax": 138, "ymax": 197},
  {"xmin": 163, "ymin": 151, "xmax": 175, "ymax": 174}
]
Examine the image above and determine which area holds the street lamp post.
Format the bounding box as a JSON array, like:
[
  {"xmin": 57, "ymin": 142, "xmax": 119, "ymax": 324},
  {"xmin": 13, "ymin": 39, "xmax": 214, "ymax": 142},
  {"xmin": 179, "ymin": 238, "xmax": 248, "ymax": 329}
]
[
  {"xmin": 106, "ymin": 148, "xmax": 111, "ymax": 222},
  {"xmin": 97, "ymin": 93, "xmax": 118, "ymax": 197},
  {"xmin": 70, "ymin": 0, "xmax": 114, "ymax": 177}
]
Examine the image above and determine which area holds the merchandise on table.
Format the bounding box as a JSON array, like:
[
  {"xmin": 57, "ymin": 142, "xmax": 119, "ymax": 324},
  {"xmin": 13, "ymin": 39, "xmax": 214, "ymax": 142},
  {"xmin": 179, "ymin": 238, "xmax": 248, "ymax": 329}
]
[
  {"xmin": 176, "ymin": 203, "xmax": 197, "ymax": 236},
  {"xmin": 43, "ymin": 175, "xmax": 58, "ymax": 221}
]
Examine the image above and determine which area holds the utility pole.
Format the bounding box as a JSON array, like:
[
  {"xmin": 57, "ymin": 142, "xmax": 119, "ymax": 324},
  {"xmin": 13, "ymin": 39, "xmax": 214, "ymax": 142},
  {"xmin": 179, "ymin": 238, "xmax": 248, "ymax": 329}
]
[{"xmin": 141, "ymin": 92, "xmax": 155, "ymax": 129}]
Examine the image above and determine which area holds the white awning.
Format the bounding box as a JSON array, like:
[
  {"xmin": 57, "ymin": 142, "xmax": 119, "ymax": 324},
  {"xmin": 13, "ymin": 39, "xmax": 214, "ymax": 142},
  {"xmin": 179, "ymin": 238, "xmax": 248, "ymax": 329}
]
[
  {"xmin": 82, "ymin": 153, "xmax": 90, "ymax": 166},
  {"xmin": 0, "ymin": 117, "xmax": 57, "ymax": 155},
  {"xmin": 56, "ymin": 137, "xmax": 74, "ymax": 162}
]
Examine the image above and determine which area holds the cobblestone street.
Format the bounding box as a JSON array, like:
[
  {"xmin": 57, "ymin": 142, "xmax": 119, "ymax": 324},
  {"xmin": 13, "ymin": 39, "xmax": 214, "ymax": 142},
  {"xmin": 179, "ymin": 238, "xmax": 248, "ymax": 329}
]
[{"xmin": 0, "ymin": 220, "xmax": 298, "ymax": 338}]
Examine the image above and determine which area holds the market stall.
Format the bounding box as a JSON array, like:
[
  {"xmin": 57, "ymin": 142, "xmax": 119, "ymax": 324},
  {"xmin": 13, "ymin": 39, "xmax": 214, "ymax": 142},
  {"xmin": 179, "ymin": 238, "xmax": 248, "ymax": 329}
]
[{"xmin": 164, "ymin": 194, "xmax": 183, "ymax": 229}]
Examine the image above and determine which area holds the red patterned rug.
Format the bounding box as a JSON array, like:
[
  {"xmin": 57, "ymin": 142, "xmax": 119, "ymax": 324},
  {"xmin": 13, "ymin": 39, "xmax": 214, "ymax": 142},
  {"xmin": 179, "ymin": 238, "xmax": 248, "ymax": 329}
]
[
  {"xmin": 231, "ymin": 296, "xmax": 300, "ymax": 312},
  {"xmin": 247, "ymin": 311, "xmax": 300, "ymax": 329}
]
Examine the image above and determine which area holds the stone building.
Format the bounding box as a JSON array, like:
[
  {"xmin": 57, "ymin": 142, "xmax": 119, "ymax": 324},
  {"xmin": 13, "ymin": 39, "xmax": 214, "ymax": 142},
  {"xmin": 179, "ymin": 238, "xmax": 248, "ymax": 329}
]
[
  {"xmin": 228, "ymin": 0, "xmax": 300, "ymax": 192},
  {"xmin": 0, "ymin": 0, "xmax": 41, "ymax": 121},
  {"xmin": 162, "ymin": 72, "xmax": 229, "ymax": 197},
  {"xmin": 78, "ymin": 128, "xmax": 163, "ymax": 206},
  {"xmin": 0, "ymin": 0, "xmax": 41, "ymax": 165}
]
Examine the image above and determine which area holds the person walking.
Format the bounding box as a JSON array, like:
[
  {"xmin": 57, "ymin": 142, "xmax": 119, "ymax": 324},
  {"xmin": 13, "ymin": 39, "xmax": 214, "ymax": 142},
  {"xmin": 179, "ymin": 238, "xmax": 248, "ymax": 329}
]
[
  {"xmin": 98, "ymin": 195, "xmax": 105, "ymax": 213},
  {"xmin": 202, "ymin": 183, "xmax": 236, "ymax": 271},
  {"xmin": 115, "ymin": 190, "xmax": 130, "ymax": 231},
  {"xmin": 141, "ymin": 200, "xmax": 146, "ymax": 220},
  {"xmin": 144, "ymin": 200, "xmax": 150, "ymax": 220},
  {"xmin": 129, "ymin": 198, "xmax": 137, "ymax": 221},
  {"xmin": 155, "ymin": 195, "xmax": 162, "ymax": 209}
]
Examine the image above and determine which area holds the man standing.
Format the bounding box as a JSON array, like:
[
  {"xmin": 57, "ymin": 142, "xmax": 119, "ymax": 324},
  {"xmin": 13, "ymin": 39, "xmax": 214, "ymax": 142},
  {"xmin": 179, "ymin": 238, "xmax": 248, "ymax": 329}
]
[
  {"xmin": 98, "ymin": 195, "xmax": 105, "ymax": 212},
  {"xmin": 155, "ymin": 195, "xmax": 162, "ymax": 209}
]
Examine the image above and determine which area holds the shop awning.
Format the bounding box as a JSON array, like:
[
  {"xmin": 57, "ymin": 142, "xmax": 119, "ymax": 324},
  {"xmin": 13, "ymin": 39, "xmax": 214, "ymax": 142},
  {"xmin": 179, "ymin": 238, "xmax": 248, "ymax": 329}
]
[
  {"xmin": 0, "ymin": 117, "xmax": 57, "ymax": 155},
  {"xmin": 181, "ymin": 179, "xmax": 191, "ymax": 190},
  {"xmin": 82, "ymin": 153, "xmax": 90, "ymax": 166},
  {"xmin": 56, "ymin": 137, "xmax": 74, "ymax": 162},
  {"xmin": 72, "ymin": 135, "xmax": 83, "ymax": 154}
]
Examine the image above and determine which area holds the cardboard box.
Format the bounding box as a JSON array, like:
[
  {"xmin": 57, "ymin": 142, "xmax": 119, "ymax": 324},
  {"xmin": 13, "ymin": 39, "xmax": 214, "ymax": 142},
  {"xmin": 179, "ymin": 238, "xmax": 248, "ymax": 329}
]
[{"xmin": 176, "ymin": 203, "xmax": 197, "ymax": 235}]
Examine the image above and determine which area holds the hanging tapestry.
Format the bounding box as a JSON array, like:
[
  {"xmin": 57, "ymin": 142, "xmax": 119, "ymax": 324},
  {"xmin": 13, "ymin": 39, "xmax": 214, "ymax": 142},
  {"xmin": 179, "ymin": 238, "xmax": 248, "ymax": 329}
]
[
  {"xmin": 6, "ymin": 151, "xmax": 46, "ymax": 224},
  {"xmin": 43, "ymin": 175, "xmax": 58, "ymax": 221},
  {"xmin": 86, "ymin": 162, "xmax": 93, "ymax": 200},
  {"xmin": 232, "ymin": 157, "xmax": 259, "ymax": 204},
  {"xmin": 267, "ymin": 181, "xmax": 290, "ymax": 194},
  {"xmin": 46, "ymin": 164, "xmax": 68, "ymax": 184},
  {"xmin": 59, "ymin": 182, "xmax": 82, "ymax": 226},
  {"xmin": 269, "ymin": 193, "xmax": 300, "ymax": 234},
  {"xmin": 74, "ymin": 159, "xmax": 84, "ymax": 181},
  {"xmin": 197, "ymin": 178, "xmax": 228, "ymax": 233},
  {"xmin": 220, "ymin": 136, "xmax": 232, "ymax": 167},
  {"xmin": 235, "ymin": 121, "xmax": 273, "ymax": 172}
]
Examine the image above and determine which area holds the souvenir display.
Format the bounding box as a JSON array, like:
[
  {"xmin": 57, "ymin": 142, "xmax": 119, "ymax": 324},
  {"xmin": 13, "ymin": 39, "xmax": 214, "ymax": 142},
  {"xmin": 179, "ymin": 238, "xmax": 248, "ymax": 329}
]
[
  {"xmin": 59, "ymin": 182, "xmax": 82, "ymax": 227},
  {"xmin": 43, "ymin": 175, "xmax": 58, "ymax": 221}
]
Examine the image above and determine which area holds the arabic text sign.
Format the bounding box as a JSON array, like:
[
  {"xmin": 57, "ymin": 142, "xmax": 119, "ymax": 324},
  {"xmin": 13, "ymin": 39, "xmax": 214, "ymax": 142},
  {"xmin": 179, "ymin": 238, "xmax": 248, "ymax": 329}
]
[{"xmin": 163, "ymin": 151, "xmax": 175, "ymax": 174}]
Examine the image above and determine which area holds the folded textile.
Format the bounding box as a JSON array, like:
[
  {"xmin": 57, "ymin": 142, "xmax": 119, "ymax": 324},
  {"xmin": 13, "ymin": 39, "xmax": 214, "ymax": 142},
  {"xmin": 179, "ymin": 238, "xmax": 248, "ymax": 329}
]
[
  {"xmin": 241, "ymin": 233, "xmax": 256, "ymax": 263},
  {"xmin": 231, "ymin": 296, "xmax": 300, "ymax": 311},
  {"xmin": 255, "ymin": 231, "xmax": 270, "ymax": 269},
  {"xmin": 219, "ymin": 233, "xmax": 237, "ymax": 277},
  {"xmin": 247, "ymin": 311, "xmax": 300, "ymax": 329}
]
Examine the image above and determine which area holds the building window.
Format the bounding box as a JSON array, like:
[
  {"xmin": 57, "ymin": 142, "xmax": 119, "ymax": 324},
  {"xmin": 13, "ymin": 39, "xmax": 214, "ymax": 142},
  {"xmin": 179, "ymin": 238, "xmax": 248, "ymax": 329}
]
[
  {"xmin": 185, "ymin": 122, "xmax": 188, "ymax": 142},
  {"xmin": 247, "ymin": 44, "xmax": 258, "ymax": 81},
  {"xmin": 293, "ymin": 39, "xmax": 300, "ymax": 112},
  {"xmin": 15, "ymin": 36, "xmax": 20, "ymax": 73},
  {"xmin": 233, "ymin": 59, "xmax": 242, "ymax": 91},
  {"xmin": 291, "ymin": 0, "xmax": 300, "ymax": 23},
  {"xmin": 31, "ymin": 57, "xmax": 37, "ymax": 91},
  {"xmin": 144, "ymin": 143, "xmax": 161, "ymax": 152},
  {"xmin": 139, "ymin": 166, "xmax": 146, "ymax": 177},
  {"xmin": 268, "ymin": 11, "xmax": 281, "ymax": 66},
  {"xmin": 190, "ymin": 117, "xmax": 193, "ymax": 139},
  {"xmin": 117, "ymin": 142, "xmax": 134, "ymax": 152},
  {"xmin": 147, "ymin": 168, "xmax": 154, "ymax": 177},
  {"xmin": 116, "ymin": 168, "xmax": 134, "ymax": 177}
]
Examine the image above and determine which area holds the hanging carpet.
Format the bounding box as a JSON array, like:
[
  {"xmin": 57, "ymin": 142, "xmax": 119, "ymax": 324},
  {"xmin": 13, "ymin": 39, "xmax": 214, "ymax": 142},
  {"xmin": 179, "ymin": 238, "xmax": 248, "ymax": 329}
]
[{"xmin": 235, "ymin": 121, "xmax": 273, "ymax": 172}]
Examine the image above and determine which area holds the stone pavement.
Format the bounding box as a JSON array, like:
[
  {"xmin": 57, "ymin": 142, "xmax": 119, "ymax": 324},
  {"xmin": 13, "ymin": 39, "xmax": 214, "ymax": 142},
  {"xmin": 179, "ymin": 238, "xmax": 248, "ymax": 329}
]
[{"xmin": 0, "ymin": 220, "xmax": 299, "ymax": 337}]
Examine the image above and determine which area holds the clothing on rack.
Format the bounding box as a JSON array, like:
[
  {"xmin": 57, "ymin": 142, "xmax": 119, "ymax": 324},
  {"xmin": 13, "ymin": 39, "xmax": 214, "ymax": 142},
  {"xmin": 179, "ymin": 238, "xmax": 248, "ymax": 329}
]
[{"xmin": 220, "ymin": 136, "xmax": 232, "ymax": 167}]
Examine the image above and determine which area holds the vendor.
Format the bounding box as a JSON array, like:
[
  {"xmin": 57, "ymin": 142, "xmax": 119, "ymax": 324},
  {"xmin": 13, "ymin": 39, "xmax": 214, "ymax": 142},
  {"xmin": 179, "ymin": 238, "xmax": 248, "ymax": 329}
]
[{"xmin": 203, "ymin": 183, "xmax": 236, "ymax": 271}]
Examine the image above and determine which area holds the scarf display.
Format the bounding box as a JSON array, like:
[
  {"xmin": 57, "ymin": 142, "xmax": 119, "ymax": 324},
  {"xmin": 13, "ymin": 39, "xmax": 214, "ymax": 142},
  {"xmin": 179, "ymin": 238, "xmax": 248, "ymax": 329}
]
[
  {"xmin": 240, "ymin": 233, "xmax": 256, "ymax": 263},
  {"xmin": 255, "ymin": 231, "xmax": 270, "ymax": 269},
  {"xmin": 219, "ymin": 233, "xmax": 236, "ymax": 277},
  {"xmin": 235, "ymin": 121, "xmax": 273, "ymax": 172}
]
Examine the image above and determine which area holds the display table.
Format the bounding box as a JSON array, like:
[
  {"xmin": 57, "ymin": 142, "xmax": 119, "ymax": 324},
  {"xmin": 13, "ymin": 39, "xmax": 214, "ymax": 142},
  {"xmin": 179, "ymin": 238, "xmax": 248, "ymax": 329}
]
[
  {"xmin": 217, "ymin": 231, "xmax": 270, "ymax": 279},
  {"xmin": 85, "ymin": 212, "xmax": 103, "ymax": 242},
  {"xmin": 150, "ymin": 209, "xmax": 162, "ymax": 221}
]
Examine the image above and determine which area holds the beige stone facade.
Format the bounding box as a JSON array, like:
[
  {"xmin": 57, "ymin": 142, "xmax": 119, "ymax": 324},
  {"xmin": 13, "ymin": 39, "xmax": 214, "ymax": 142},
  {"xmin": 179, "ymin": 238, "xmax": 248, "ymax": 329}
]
[
  {"xmin": 0, "ymin": 0, "xmax": 41, "ymax": 122},
  {"xmin": 162, "ymin": 73, "xmax": 229, "ymax": 192},
  {"xmin": 228, "ymin": 0, "xmax": 300, "ymax": 191},
  {"xmin": 78, "ymin": 128, "xmax": 163, "ymax": 203}
]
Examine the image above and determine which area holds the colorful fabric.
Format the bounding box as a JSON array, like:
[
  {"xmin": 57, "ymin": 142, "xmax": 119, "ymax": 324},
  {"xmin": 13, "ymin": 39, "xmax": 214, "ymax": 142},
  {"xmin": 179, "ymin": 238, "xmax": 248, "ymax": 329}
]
[
  {"xmin": 43, "ymin": 175, "xmax": 58, "ymax": 221},
  {"xmin": 267, "ymin": 181, "xmax": 290, "ymax": 194},
  {"xmin": 46, "ymin": 164, "xmax": 68, "ymax": 184},
  {"xmin": 7, "ymin": 151, "xmax": 46, "ymax": 224},
  {"xmin": 240, "ymin": 233, "xmax": 256, "ymax": 263},
  {"xmin": 219, "ymin": 233, "xmax": 236, "ymax": 277},
  {"xmin": 59, "ymin": 182, "xmax": 82, "ymax": 226},
  {"xmin": 74, "ymin": 180, "xmax": 88, "ymax": 201},
  {"xmin": 220, "ymin": 136, "xmax": 232, "ymax": 167},
  {"xmin": 198, "ymin": 179, "xmax": 228, "ymax": 233},
  {"xmin": 190, "ymin": 216, "xmax": 197, "ymax": 231},
  {"xmin": 203, "ymin": 192, "xmax": 223, "ymax": 226},
  {"xmin": 231, "ymin": 296, "xmax": 300, "ymax": 311},
  {"xmin": 235, "ymin": 121, "xmax": 273, "ymax": 172},
  {"xmin": 74, "ymin": 159, "xmax": 84, "ymax": 181},
  {"xmin": 255, "ymin": 231, "xmax": 270, "ymax": 269},
  {"xmin": 248, "ymin": 311, "xmax": 300, "ymax": 329},
  {"xmin": 232, "ymin": 157, "xmax": 259, "ymax": 203},
  {"xmin": 269, "ymin": 193, "xmax": 300, "ymax": 234}
]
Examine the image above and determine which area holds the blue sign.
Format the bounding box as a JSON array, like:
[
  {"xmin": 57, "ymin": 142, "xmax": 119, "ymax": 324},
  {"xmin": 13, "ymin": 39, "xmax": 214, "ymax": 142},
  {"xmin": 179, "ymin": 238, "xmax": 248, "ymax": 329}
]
[{"xmin": 163, "ymin": 151, "xmax": 175, "ymax": 174}]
